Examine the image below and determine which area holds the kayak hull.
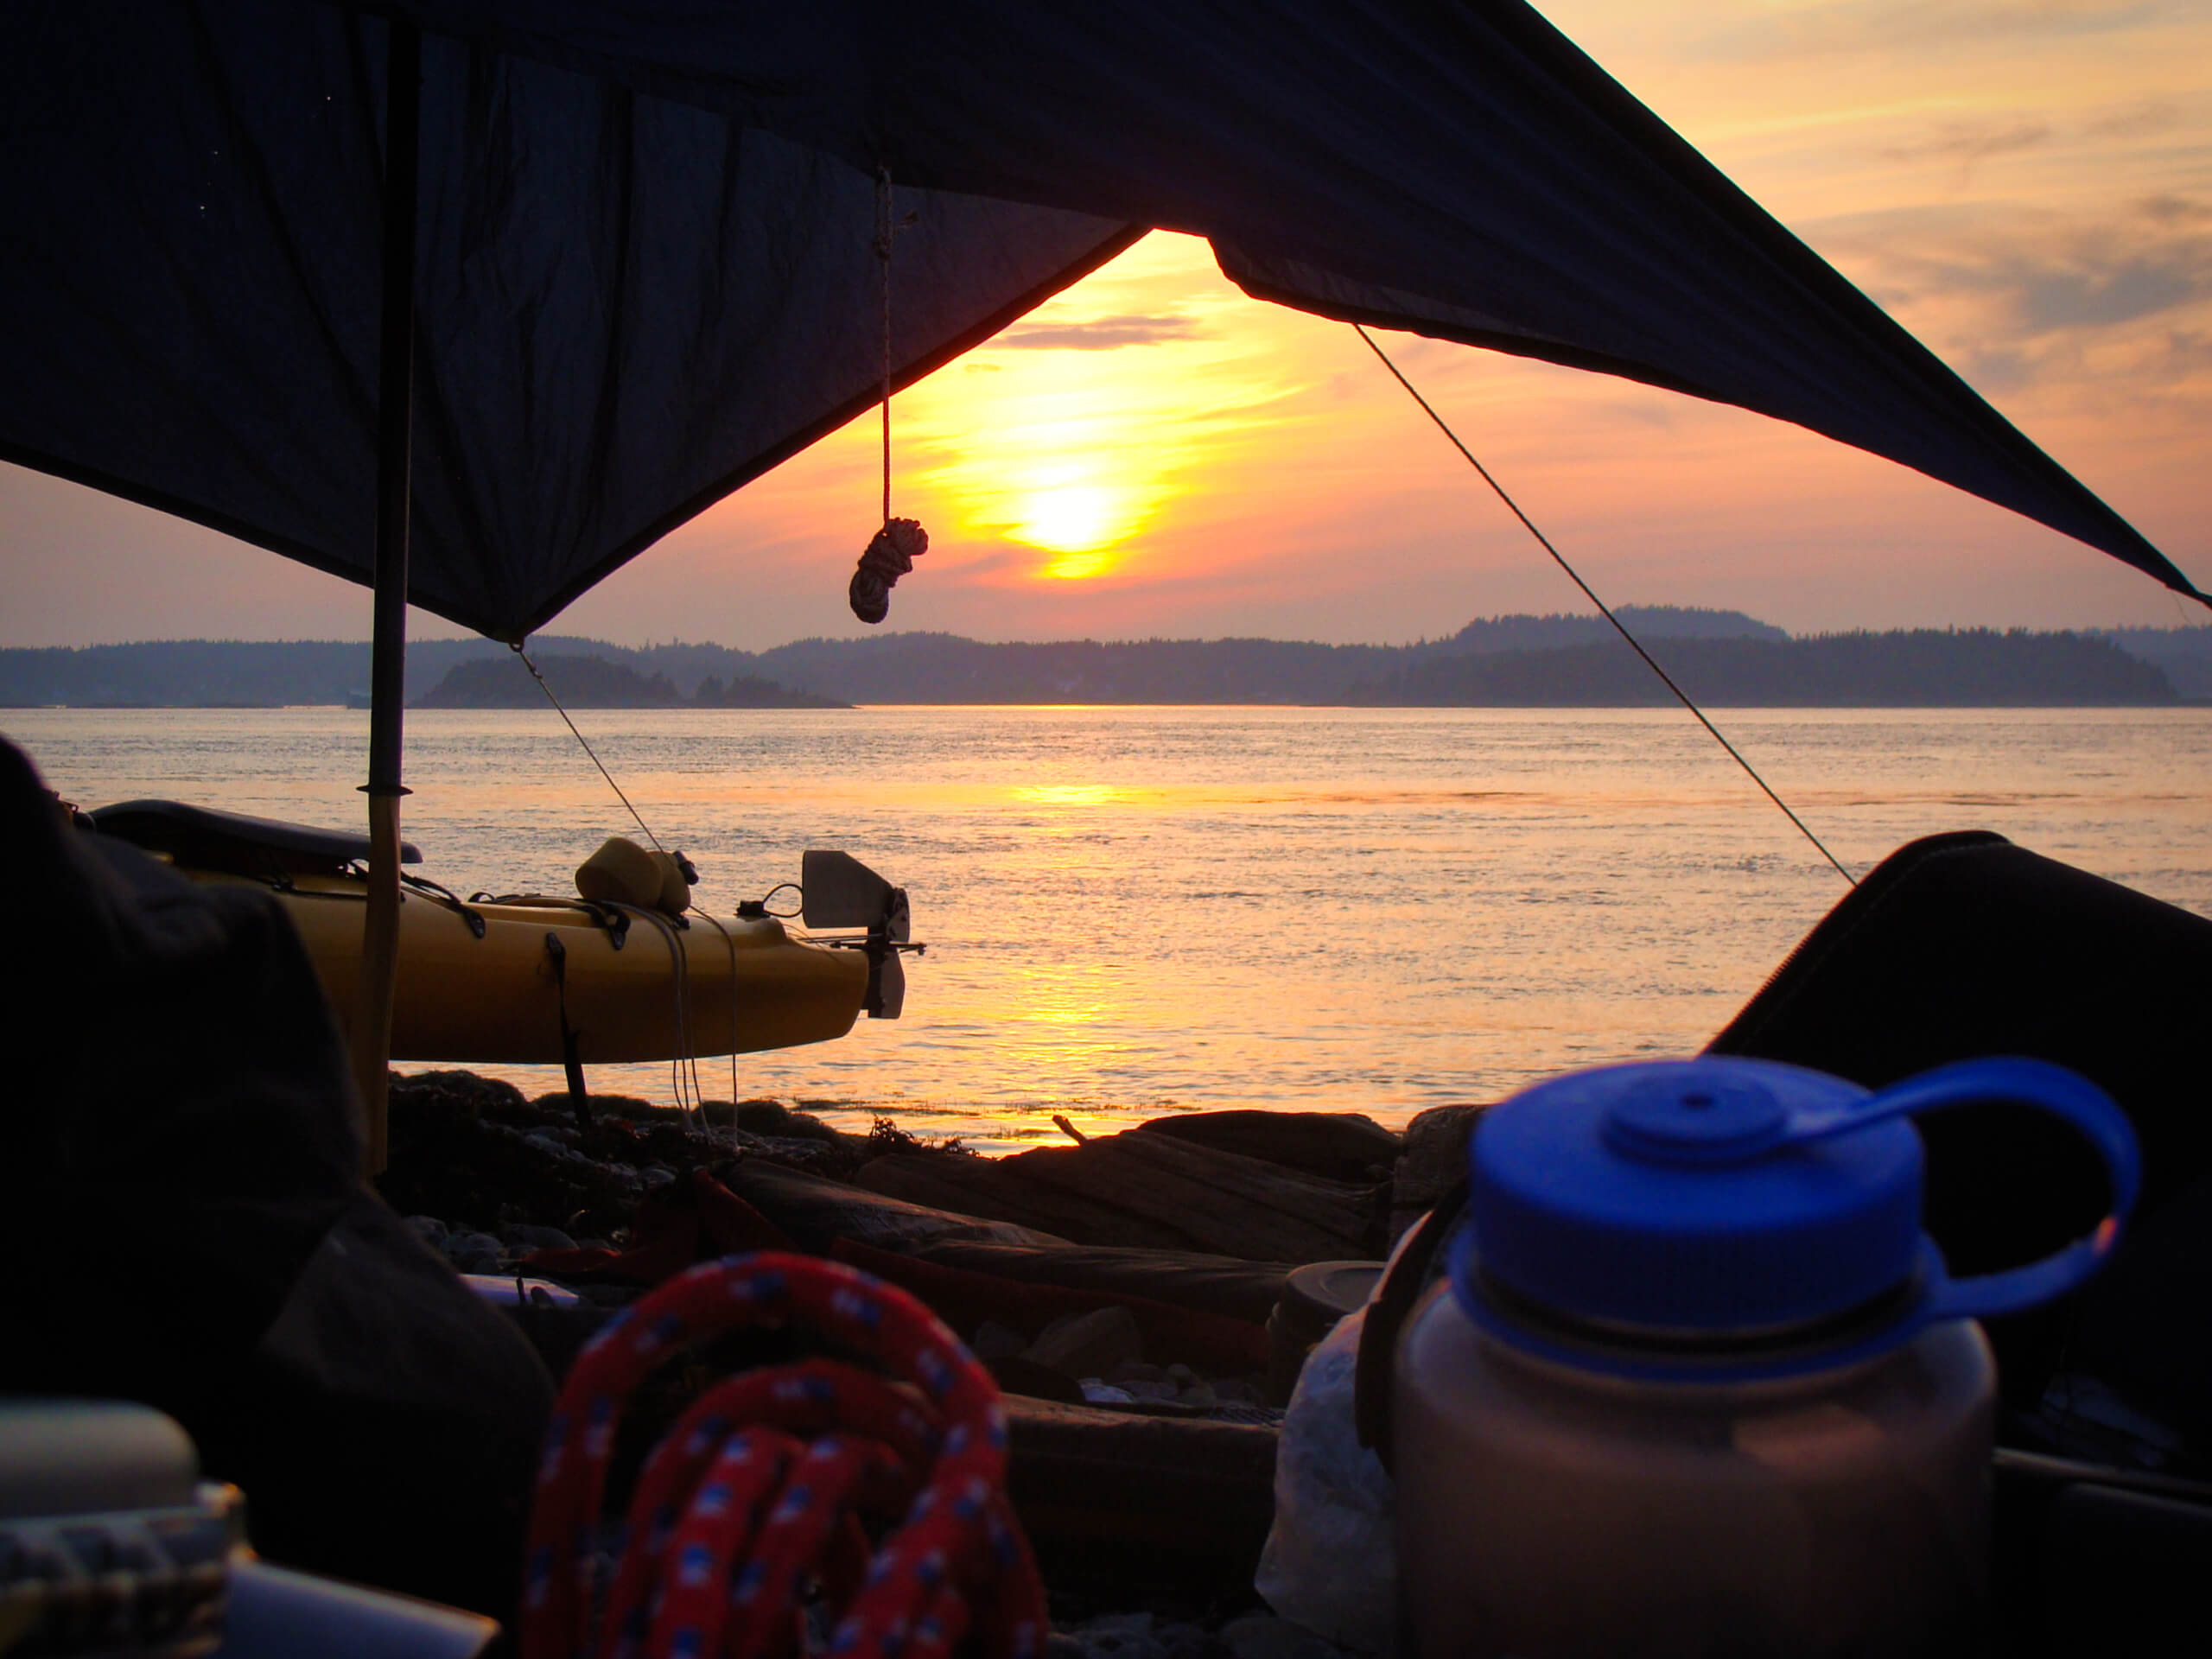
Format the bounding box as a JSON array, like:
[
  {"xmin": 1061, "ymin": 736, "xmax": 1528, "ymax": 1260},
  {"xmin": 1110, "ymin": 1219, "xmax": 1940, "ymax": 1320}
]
[{"xmin": 189, "ymin": 870, "xmax": 869, "ymax": 1064}]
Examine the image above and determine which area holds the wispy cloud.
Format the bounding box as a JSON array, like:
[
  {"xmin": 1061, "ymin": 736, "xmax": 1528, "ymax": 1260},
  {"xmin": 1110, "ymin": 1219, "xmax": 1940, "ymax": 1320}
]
[
  {"xmin": 1879, "ymin": 118, "xmax": 2051, "ymax": 167},
  {"xmin": 2140, "ymin": 194, "xmax": 2212, "ymax": 225},
  {"xmin": 2086, "ymin": 101, "xmax": 2180, "ymax": 139},
  {"xmin": 993, "ymin": 314, "xmax": 1208, "ymax": 351},
  {"xmin": 1813, "ymin": 195, "xmax": 2212, "ymax": 334},
  {"xmin": 1897, "ymin": 229, "xmax": 2210, "ymax": 331},
  {"xmin": 1698, "ymin": 1, "xmax": 2192, "ymax": 60}
]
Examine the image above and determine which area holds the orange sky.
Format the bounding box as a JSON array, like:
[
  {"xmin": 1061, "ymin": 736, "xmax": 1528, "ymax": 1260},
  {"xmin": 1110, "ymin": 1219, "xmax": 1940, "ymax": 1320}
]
[{"xmin": 3, "ymin": 0, "xmax": 2207, "ymax": 647}]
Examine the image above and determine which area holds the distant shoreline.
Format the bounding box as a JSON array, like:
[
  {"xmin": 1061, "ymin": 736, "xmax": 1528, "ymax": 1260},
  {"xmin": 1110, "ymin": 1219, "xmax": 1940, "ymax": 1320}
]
[
  {"xmin": 6, "ymin": 609, "xmax": 2209, "ymax": 708},
  {"xmin": 10, "ymin": 698, "xmax": 2208, "ymax": 711}
]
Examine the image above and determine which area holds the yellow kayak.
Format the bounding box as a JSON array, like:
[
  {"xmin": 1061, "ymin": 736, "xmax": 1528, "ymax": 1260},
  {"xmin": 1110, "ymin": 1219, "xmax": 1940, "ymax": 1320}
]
[{"xmin": 90, "ymin": 800, "xmax": 889, "ymax": 1065}]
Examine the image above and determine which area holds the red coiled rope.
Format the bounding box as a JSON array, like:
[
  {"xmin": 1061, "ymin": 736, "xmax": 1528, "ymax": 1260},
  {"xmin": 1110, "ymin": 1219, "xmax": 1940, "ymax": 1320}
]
[{"xmin": 519, "ymin": 1254, "xmax": 1048, "ymax": 1659}]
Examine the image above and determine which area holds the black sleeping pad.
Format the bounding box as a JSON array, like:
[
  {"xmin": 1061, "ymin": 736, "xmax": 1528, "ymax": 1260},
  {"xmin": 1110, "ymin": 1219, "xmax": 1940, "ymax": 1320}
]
[{"xmin": 91, "ymin": 798, "xmax": 422, "ymax": 873}]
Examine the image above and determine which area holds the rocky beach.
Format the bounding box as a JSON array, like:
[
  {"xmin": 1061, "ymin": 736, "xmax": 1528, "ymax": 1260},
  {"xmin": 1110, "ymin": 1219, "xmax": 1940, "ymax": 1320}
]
[{"xmin": 375, "ymin": 1071, "xmax": 1481, "ymax": 1656}]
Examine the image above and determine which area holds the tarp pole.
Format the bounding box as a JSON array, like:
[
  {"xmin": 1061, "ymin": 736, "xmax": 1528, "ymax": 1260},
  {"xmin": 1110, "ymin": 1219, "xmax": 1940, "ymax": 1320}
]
[{"xmin": 356, "ymin": 19, "xmax": 421, "ymax": 1177}]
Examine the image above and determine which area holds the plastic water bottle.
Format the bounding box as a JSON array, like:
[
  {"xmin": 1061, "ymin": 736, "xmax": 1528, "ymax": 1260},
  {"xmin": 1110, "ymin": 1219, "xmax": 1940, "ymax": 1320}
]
[{"xmin": 1392, "ymin": 1055, "xmax": 2138, "ymax": 1659}]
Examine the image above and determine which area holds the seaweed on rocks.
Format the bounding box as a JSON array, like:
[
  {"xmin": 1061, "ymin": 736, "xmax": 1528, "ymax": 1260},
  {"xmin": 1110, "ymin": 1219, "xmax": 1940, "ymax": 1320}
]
[{"xmin": 864, "ymin": 1115, "xmax": 981, "ymax": 1158}]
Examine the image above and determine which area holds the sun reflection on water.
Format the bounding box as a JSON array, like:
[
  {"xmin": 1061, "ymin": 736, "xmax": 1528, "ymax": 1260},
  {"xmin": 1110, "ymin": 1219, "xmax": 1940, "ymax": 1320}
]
[{"xmin": 1009, "ymin": 782, "xmax": 1141, "ymax": 808}]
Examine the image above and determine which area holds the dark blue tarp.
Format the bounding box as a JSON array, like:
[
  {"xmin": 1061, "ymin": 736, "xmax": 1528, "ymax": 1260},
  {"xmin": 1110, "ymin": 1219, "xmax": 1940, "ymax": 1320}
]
[{"xmin": 0, "ymin": 0, "xmax": 2197, "ymax": 641}]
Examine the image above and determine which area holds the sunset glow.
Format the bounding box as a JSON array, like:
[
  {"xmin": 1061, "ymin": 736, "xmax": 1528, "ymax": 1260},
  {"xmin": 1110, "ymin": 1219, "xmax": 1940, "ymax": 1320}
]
[
  {"xmin": 3, "ymin": 1, "xmax": 2206, "ymax": 646},
  {"xmin": 579, "ymin": 0, "xmax": 2212, "ymax": 649}
]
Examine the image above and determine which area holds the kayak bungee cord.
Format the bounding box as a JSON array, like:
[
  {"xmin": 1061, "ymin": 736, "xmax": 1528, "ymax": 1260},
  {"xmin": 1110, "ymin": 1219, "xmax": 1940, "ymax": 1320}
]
[
  {"xmin": 1352, "ymin": 325, "xmax": 1858, "ymax": 888},
  {"xmin": 621, "ymin": 903, "xmax": 705, "ymax": 1124},
  {"xmin": 519, "ymin": 1254, "xmax": 1048, "ymax": 1659}
]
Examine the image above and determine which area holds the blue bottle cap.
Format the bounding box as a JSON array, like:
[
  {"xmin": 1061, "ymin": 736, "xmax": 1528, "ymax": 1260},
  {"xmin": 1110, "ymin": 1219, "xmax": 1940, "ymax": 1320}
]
[{"xmin": 1456, "ymin": 1055, "xmax": 2140, "ymax": 1375}]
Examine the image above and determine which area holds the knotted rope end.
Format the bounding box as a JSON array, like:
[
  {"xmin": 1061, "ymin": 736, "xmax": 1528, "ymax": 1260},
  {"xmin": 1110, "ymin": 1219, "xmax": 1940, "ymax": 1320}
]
[{"xmin": 849, "ymin": 518, "xmax": 930, "ymax": 626}]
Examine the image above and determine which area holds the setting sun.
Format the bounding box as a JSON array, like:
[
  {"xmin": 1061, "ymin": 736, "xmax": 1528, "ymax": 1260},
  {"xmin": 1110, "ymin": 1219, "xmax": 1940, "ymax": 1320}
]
[
  {"xmin": 864, "ymin": 233, "xmax": 1314, "ymax": 604},
  {"xmin": 1011, "ymin": 483, "xmax": 1120, "ymax": 555},
  {"xmin": 1007, "ymin": 478, "xmax": 1158, "ymax": 579}
]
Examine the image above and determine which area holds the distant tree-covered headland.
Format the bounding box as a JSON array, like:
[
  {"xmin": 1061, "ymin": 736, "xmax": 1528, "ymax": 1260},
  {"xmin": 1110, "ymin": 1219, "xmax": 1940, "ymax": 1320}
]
[
  {"xmin": 1342, "ymin": 629, "xmax": 2179, "ymax": 708},
  {"xmin": 3, "ymin": 610, "xmax": 2204, "ymax": 708}
]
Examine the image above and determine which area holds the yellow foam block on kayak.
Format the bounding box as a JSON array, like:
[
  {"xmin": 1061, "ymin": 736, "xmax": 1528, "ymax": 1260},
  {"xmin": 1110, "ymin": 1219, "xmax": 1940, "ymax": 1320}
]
[{"xmin": 187, "ymin": 868, "xmax": 868, "ymax": 1064}]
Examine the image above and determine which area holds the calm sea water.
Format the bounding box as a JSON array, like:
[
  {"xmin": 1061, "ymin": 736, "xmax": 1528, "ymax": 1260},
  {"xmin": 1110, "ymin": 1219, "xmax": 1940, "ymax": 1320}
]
[{"xmin": 10, "ymin": 705, "xmax": 2209, "ymax": 1150}]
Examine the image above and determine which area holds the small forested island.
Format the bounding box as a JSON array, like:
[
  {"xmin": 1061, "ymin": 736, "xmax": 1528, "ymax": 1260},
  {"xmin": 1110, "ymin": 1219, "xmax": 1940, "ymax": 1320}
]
[{"xmin": 414, "ymin": 654, "xmax": 848, "ymax": 709}]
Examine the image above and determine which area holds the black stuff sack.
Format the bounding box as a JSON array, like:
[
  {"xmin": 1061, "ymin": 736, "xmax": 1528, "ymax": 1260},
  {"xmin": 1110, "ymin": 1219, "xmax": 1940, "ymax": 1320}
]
[
  {"xmin": 0, "ymin": 735, "xmax": 552, "ymax": 1618},
  {"xmin": 1707, "ymin": 829, "xmax": 2212, "ymax": 1435}
]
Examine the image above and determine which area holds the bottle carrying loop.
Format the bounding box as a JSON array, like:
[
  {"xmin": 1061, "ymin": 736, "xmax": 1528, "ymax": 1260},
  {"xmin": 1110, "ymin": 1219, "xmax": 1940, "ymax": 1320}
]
[
  {"xmin": 1830, "ymin": 1058, "xmax": 2139, "ymax": 1320},
  {"xmin": 1458, "ymin": 1055, "xmax": 2140, "ymax": 1380}
]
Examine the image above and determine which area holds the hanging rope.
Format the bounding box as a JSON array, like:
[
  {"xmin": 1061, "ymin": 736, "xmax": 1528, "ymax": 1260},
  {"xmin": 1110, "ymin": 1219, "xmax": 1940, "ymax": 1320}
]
[
  {"xmin": 850, "ymin": 169, "xmax": 928, "ymax": 625},
  {"xmin": 1353, "ymin": 325, "xmax": 1858, "ymax": 888},
  {"xmin": 518, "ymin": 1253, "xmax": 1048, "ymax": 1659},
  {"xmin": 513, "ymin": 643, "xmax": 668, "ymax": 854},
  {"xmin": 880, "ymin": 167, "xmax": 896, "ymax": 530}
]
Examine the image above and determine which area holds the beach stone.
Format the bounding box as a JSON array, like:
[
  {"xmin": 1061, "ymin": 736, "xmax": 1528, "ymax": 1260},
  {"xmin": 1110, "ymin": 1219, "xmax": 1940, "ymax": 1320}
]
[
  {"xmin": 1077, "ymin": 1380, "xmax": 1138, "ymax": 1406},
  {"xmin": 1106, "ymin": 1359, "xmax": 1166, "ymax": 1385},
  {"xmin": 748, "ymin": 1135, "xmax": 866, "ymax": 1178},
  {"xmin": 1390, "ymin": 1104, "xmax": 1484, "ymax": 1244},
  {"xmin": 970, "ymin": 1321, "xmax": 1028, "ymax": 1362},
  {"xmin": 445, "ymin": 1230, "xmax": 505, "ymax": 1274},
  {"xmin": 531, "ymin": 1091, "xmax": 658, "ymax": 1122},
  {"xmin": 397, "ymin": 1068, "xmax": 530, "ymax": 1120},
  {"xmin": 1220, "ymin": 1612, "xmax": 1345, "ymax": 1659},
  {"xmin": 711, "ymin": 1097, "xmax": 846, "ymax": 1144},
  {"xmin": 500, "ymin": 1223, "xmax": 576, "ymax": 1254},
  {"xmin": 406, "ymin": 1215, "xmax": 448, "ymax": 1248},
  {"xmin": 1025, "ymin": 1306, "xmax": 1142, "ymax": 1378},
  {"xmin": 988, "ymin": 1356, "xmax": 1088, "ymax": 1404},
  {"xmin": 1076, "ymin": 1612, "xmax": 1160, "ymax": 1659}
]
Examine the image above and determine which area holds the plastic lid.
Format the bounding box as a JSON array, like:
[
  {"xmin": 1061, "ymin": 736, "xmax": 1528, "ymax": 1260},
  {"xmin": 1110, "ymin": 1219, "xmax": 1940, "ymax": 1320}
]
[{"xmin": 1468, "ymin": 1058, "xmax": 1921, "ymax": 1333}]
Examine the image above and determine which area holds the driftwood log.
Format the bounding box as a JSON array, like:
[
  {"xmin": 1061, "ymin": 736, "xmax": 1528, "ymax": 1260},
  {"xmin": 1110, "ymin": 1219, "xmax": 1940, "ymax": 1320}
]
[
  {"xmin": 1134, "ymin": 1109, "xmax": 1402, "ymax": 1183},
  {"xmin": 1003, "ymin": 1397, "xmax": 1277, "ymax": 1565},
  {"xmin": 855, "ymin": 1127, "xmax": 1386, "ymax": 1262}
]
